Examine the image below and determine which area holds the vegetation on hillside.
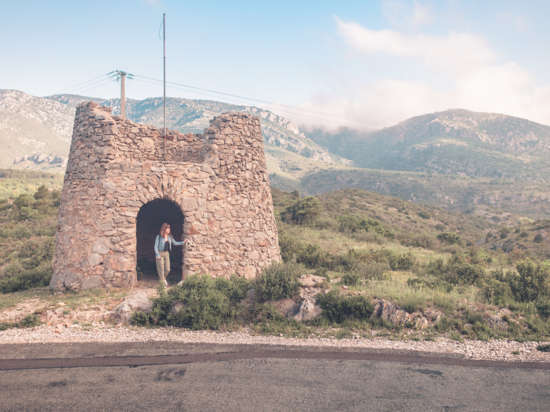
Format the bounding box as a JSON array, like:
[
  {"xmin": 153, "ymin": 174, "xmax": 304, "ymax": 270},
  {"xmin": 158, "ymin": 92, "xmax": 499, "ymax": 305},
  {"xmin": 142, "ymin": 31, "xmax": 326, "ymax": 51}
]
[
  {"xmin": 0, "ymin": 185, "xmax": 59, "ymax": 292},
  {"xmin": 1, "ymin": 171, "xmax": 549, "ymax": 341}
]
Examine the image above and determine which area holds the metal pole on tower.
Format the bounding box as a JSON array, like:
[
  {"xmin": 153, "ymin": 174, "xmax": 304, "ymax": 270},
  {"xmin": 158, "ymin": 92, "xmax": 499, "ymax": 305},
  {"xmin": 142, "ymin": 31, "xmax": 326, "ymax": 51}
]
[{"xmin": 163, "ymin": 12, "xmax": 166, "ymax": 156}]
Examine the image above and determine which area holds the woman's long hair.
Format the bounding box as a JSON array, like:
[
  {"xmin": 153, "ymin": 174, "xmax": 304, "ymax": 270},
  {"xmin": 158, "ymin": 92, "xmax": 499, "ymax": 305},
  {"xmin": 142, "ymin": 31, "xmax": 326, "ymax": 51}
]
[{"xmin": 159, "ymin": 222, "xmax": 170, "ymax": 237}]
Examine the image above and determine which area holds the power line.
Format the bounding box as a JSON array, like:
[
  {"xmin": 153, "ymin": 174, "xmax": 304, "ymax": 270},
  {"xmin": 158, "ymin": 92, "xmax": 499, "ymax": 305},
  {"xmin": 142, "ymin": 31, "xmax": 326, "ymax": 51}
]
[
  {"xmin": 131, "ymin": 74, "xmax": 363, "ymax": 127},
  {"xmin": 53, "ymin": 71, "xmax": 363, "ymax": 128},
  {"xmin": 55, "ymin": 74, "xmax": 111, "ymax": 95}
]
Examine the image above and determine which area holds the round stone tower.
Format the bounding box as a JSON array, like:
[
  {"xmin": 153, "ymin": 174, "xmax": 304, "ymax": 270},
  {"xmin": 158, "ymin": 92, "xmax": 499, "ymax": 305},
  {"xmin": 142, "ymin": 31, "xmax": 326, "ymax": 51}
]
[{"xmin": 50, "ymin": 102, "xmax": 280, "ymax": 291}]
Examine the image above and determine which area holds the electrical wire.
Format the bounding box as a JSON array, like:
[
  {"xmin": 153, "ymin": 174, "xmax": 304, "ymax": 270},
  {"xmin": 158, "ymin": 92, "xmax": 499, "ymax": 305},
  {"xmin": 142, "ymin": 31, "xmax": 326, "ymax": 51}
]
[{"xmin": 132, "ymin": 74, "xmax": 362, "ymax": 127}]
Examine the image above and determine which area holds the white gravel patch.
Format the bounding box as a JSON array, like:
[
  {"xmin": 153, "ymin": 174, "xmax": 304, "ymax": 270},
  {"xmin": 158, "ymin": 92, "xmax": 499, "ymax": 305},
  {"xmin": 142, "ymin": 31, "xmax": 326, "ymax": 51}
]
[{"xmin": 1, "ymin": 324, "xmax": 549, "ymax": 363}]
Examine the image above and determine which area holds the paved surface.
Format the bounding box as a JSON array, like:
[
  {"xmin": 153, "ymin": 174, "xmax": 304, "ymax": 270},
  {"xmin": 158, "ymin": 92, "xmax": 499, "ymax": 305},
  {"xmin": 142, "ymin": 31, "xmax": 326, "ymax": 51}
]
[{"xmin": 0, "ymin": 342, "xmax": 548, "ymax": 411}]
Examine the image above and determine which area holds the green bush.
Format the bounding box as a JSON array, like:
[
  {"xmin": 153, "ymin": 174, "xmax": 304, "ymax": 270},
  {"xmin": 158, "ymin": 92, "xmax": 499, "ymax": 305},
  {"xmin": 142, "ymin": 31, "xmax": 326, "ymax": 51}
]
[
  {"xmin": 168, "ymin": 280, "xmax": 231, "ymax": 330},
  {"xmin": 426, "ymin": 256, "xmax": 485, "ymax": 286},
  {"xmin": 351, "ymin": 261, "xmax": 389, "ymax": 281},
  {"xmin": 254, "ymin": 262, "xmax": 301, "ymax": 302},
  {"xmin": 131, "ymin": 274, "xmax": 252, "ymax": 330},
  {"xmin": 536, "ymin": 300, "xmax": 550, "ymax": 319},
  {"xmin": 388, "ymin": 252, "xmax": 416, "ymax": 271},
  {"xmin": 508, "ymin": 261, "xmax": 550, "ymax": 303},
  {"xmin": 481, "ymin": 277, "xmax": 513, "ymax": 306},
  {"xmin": 280, "ymin": 196, "xmax": 321, "ymax": 225},
  {"xmin": 534, "ymin": 233, "xmax": 543, "ymax": 243},
  {"xmin": 437, "ymin": 232, "xmax": 461, "ymax": 245},
  {"xmin": 341, "ymin": 272, "xmax": 361, "ymax": 286},
  {"xmin": 316, "ymin": 291, "xmax": 374, "ymax": 323},
  {"xmin": 0, "ymin": 262, "xmax": 52, "ymax": 293},
  {"xmin": 0, "ymin": 314, "xmax": 40, "ymax": 331}
]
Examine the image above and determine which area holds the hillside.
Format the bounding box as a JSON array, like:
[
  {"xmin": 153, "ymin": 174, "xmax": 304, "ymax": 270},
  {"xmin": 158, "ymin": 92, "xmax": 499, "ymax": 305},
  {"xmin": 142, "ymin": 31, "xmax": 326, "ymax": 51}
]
[
  {"xmin": 0, "ymin": 89, "xmax": 341, "ymax": 176},
  {"xmin": 0, "ymin": 90, "xmax": 73, "ymax": 170},
  {"xmin": 308, "ymin": 109, "xmax": 550, "ymax": 180}
]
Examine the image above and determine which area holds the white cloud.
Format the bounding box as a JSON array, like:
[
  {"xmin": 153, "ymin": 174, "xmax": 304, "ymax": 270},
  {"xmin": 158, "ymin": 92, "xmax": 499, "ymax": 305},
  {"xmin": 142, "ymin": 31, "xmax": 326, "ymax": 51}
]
[
  {"xmin": 298, "ymin": 17, "xmax": 550, "ymax": 131},
  {"xmin": 335, "ymin": 17, "xmax": 494, "ymax": 74}
]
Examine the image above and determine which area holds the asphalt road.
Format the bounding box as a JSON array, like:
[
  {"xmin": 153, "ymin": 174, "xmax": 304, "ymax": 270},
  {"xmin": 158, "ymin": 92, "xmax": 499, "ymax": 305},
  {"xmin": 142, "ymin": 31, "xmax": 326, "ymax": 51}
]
[{"xmin": 0, "ymin": 342, "xmax": 548, "ymax": 411}]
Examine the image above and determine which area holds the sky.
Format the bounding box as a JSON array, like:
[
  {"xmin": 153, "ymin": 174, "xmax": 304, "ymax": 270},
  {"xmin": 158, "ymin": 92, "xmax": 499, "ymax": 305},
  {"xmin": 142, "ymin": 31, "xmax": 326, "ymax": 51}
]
[{"xmin": 1, "ymin": 0, "xmax": 549, "ymax": 130}]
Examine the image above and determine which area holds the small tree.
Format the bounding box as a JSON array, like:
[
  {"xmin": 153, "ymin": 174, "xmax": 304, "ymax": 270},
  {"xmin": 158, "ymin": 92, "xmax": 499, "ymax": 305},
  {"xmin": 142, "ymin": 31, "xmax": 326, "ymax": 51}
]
[
  {"xmin": 508, "ymin": 261, "xmax": 550, "ymax": 302},
  {"xmin": 280, "ymin": 196, "xmax": 321, "ymax": 225}
]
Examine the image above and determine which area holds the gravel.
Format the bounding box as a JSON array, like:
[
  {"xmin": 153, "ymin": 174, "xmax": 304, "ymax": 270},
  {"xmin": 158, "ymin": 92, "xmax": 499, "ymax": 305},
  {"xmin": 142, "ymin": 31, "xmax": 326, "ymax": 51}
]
[{"xmin": 1, "ymin": 324, "xmax": 548, "ymax": 363}]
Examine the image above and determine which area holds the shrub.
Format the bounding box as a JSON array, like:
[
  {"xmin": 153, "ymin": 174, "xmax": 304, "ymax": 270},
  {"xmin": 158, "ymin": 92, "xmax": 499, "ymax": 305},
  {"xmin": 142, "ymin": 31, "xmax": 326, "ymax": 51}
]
[
  {"xmin": 417, "ymin": 211, "xmax": 430, "ymax": 219},
  {"xmin": 278, "ymin": 231, "xmax": 305, "ymax": 263},
  {"xmin": 341, "ymin": 272, "xmax": 361, "ymax": 286},
  {"xmin": 296, "ymin": 244, "xmax": 332, "ymax": 269},
  {"xmin": 426, "ymin": 256, "xmax": 485, "ymax": 286},
  {"xmin": 131, "ymin": 274, "xmax": 252, "ymax": 330},
  {"xmin": 317, "ymin": 291, "xmax": 374, "ymax": 323},
  {"xmin": 388, "ymin": 252, "xmax": 416, "ymax": 271},
  {"xmin": 338, "ymin": 215, "xmax": 368, "ymax": 233},
  {"xmin": 255, "ymin": 262, "xmax": 301, "ymax": 302},
  {"xmin": 0, "ymin": 314, "xmax": 40, "ymax": 331},
  {"xmin": 537, "ymin": 344, "xmax": 550, "ymax": 352},
  {"xmin": 437, "ymin": 232, "xmax": 461, "ymax": 245},
  {"xmin": 280, "ymin": 197, "xmax": 321, "ymax": 225},
  {"xmin": 481, "ymin": 277, "xmax": 513, "ymax": 306},
  {"xmin": 352, "ymin": 261, "xmax": 389, "ymax": 281},
  {"xmin": 534, "ymin": 233, "xmax": 543, "ymax": 243},
  {"xmin": 536, "ymin": 300, "xmax": 550, "ymax": 319},
  {"xmin": 168, "ymin": 279, "xmax": 231, "ymax": 330},
  {"xmin": 0, "ymin": 262, "xmax": 52, "ymax": 293},
  {"xmin": 508, "ymin": 261, "xmax": 550, "ymax": 303}
]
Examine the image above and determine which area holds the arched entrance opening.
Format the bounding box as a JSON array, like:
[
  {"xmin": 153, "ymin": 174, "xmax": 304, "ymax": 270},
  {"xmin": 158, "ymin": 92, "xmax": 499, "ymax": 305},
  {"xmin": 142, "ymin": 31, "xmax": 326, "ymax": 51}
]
[{"xmin": 136, "ymin": 198, "xmax": 184, "ymax": 284}]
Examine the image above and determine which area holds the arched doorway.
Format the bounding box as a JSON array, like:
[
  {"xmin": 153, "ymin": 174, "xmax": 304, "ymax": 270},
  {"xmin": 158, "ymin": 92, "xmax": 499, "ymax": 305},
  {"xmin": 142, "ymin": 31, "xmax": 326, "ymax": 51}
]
[{"xmin": 136, "ymin": 198, "xmax": 184, "ymax": 284}]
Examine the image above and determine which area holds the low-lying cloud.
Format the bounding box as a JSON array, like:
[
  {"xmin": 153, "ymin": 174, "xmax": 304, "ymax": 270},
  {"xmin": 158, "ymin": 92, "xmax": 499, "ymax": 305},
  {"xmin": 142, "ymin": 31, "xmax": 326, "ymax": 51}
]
[{"xmin": 298, "ymin": 16, "xmax": 550, "ymax": 131}]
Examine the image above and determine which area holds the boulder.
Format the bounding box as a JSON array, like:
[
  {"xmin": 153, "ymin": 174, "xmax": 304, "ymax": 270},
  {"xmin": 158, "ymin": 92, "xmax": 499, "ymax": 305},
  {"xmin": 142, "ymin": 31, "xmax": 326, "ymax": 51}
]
[
  {"xmin": 293, "ymin": 296, "xmax": 322, "ymax": 321},
  {"xmin": 111, "ymin": 291, "xmax": 153, "ymax": 324}
]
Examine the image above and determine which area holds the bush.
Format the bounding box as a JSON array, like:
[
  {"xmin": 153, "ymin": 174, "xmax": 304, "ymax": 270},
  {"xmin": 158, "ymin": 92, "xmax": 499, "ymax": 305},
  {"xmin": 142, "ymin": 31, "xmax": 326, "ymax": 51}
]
[
  {"xmin": 341, "ymin": 272, "xmax": 361, "ymax": 286},
  {"xmin": 131, "ymin": 274, "xmax": 252, "ymax": 330},
  {"xmin": 437, "ymin": 232, "xmax": 461, "ymax": 245},
  {"xmin": 167, "ymin": 278, "xmax": 232, "ymax": 330},
  {"xmin": 0, "ymin": 314, "xmax": 40, "ymax": 331},
  {"xmin": 534, "ymin": 233, "xmax": 543, "ymax": 243},
  {"xmin": 317, "ymin": 291, "xmax": 374, "ymax": 323},
  {"xmin": 536, "ymin": 300, "xmax": 550, "ymax": 319},
  {"xmin": 388, "ymin": 252, "xmax": 416, "ymax": 271},
  {"xmin": 426, "ymin": 256, "xmax": 485, "ymax": 286},
  {"xmin": 351, "ymin": 261, "xmax": 389, "ymax": 281},
  {"xmin": 0, "ymin": 262, "xmax": 52, "ymax": 293},
  {"xmin": 280, "ymin": 196, "xmax": 321, "ymax": 225},
  {"xmin": 508, "ymin": 261, "xmax": 550, "ymax": 303},
  {"xmin": 255, "ymin": 262, "xmax": 301, "ymax": 302},
  {"xmin": 481, "ymin": 277, "xmax": 513, "ymax": 306}
]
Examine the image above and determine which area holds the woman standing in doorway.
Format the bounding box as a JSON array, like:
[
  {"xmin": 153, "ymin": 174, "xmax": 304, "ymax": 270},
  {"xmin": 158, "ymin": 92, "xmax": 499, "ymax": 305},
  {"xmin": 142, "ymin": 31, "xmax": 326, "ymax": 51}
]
[{"xmin": 154, "ymin": 222, "xmax": 185, "ymax": 287}]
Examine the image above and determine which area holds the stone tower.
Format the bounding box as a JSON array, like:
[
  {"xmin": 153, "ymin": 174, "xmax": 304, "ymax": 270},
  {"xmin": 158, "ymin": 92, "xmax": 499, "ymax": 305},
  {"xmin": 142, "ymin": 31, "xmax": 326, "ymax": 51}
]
[{"xmin": 50, "ymin": 102, "xmax": 280, "ymax": 291}]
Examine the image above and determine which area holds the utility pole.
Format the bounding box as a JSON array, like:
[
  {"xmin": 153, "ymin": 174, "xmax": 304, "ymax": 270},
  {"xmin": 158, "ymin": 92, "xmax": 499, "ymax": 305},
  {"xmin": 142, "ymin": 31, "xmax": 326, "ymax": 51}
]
[
  {"xmin": 120, "ymin": 71, "xmax": 127, "ymax": 119},
  {"xmin": 163, "ymin": 12, "xmax": 167, "ymax": 157},
  {"xmin": 108, "ymin": 70, "xmax": 134, "ymax": 119}
]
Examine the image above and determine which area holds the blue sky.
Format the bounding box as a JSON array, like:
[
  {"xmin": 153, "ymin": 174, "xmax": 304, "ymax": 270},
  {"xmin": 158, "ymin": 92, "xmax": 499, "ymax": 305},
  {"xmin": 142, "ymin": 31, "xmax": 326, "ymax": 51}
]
[{"xmin": 2, "ymin": 0, "xmax": 549, "ymax": 129}]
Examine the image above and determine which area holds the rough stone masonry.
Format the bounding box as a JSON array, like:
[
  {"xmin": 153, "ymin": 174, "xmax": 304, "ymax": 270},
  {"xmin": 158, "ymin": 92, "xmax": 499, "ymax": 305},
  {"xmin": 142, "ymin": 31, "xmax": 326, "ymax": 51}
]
[{"xmin": 50, "ymin": 102, "xmax": 280, "ymax": 291}]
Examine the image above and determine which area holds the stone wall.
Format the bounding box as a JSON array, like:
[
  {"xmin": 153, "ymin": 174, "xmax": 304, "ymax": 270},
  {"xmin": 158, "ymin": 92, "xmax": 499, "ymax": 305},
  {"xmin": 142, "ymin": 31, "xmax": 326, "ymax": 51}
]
[{"xmin": 50, "ymin": 102, "xmax": 280, "ymax": 291}]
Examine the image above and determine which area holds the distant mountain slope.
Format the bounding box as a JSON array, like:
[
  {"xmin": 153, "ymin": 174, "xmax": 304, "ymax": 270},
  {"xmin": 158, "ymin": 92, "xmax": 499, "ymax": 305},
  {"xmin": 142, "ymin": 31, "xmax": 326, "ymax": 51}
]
[
  {"xmin": 0, "ymin": 89, "xmax": 341, "ymax": 173},
  {"xmin": 0, "ymin": 90, "xmax": 73, "ymax": 169},
  {"xmin": 308, "ymin": 109, "xmax": 550, "ymax": 179},
  {"xmin": 47, "ymin": 93, "xmax": 340, "ymax": 166}
]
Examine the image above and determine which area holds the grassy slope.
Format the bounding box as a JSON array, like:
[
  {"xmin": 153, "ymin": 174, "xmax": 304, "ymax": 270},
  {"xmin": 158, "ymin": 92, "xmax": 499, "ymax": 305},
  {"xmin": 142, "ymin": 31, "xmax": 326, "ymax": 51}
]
[
  {"xmin": 0, "ymin": 169, "xmax": 63, "ymax": 200},
  {"xmin": 1, "ymin": 170, "xmax": 549, "ymax": 340}
]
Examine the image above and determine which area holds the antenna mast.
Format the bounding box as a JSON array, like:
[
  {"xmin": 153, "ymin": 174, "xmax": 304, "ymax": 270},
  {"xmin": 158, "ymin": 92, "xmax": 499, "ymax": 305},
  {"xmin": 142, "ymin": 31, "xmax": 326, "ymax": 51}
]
[{"xmin": 163, "ymin": 12, "xmax": 166, "ymax": 157}]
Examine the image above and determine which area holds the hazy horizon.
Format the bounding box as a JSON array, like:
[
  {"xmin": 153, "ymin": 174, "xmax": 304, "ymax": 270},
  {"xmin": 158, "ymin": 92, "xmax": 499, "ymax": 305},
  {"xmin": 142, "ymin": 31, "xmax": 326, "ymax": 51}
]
[{"xmin": 2, "ymin": 0, "xmax": 549, "ymax": 130}]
